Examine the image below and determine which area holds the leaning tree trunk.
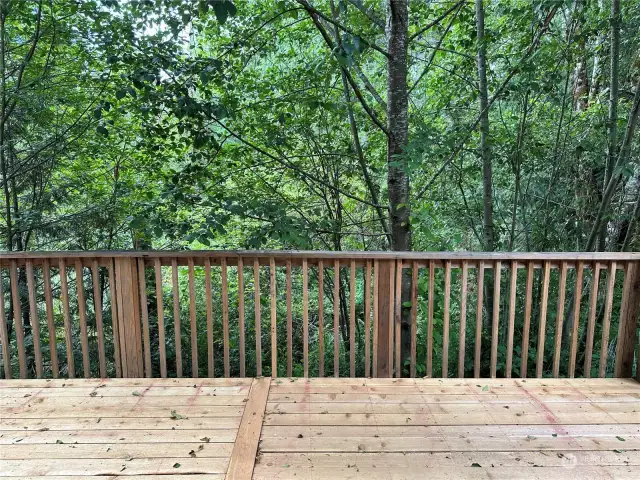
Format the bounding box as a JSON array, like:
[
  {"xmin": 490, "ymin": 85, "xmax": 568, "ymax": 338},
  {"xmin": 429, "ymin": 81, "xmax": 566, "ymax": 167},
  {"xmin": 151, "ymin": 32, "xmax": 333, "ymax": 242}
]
[{"xmin": 385, "ymin": 0, "xmax": 412, "ymax": 371}]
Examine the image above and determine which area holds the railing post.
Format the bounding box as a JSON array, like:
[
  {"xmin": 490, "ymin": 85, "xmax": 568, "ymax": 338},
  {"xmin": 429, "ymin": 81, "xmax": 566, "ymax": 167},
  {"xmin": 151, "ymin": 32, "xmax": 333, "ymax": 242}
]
[
  {"xmin": 376, "ymin": 260, "xmax": 393, "ymax": 377},
  {"xmin": 614, "ymin": 261, "xmax": 640, "ymax": 378},
  {"xmin": 113, "ymin": 257, "xmax": 144, "ymax": 377}
]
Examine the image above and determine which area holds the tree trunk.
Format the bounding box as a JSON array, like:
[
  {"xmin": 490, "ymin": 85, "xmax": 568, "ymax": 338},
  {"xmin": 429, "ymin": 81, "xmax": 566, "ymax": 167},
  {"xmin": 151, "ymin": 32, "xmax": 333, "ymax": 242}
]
[
  {"xmin": 476, "ymin": 0, "xmax": 493, "ymax": 252},
  {"xmin": 385, "ymin": 0, "xmax": 412, "ymax": 373},
  {"xmin": 599, "ymin": 0, "xmax": 620, "ymax": 251}
]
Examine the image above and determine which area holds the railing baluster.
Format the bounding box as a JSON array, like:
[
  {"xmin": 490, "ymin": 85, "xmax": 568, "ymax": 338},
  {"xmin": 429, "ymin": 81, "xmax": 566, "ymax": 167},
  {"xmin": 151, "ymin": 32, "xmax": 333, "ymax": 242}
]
[
  {"xmin": 222, "ymin": 258, "xmax": 230, "ymax": 378},
  {"xmin": 107, "ymin": 260, "xmax": 121, "ymax": 378},
  {"xmin": 318, "ymin": 260, "xmax": 325, "ymax": 377},
  {"xmin": 552, "ymin": 261, "xmax": 568, "ymax": 378},
  {"xmin": 269, "ymin": 257, "xmax": 277, "ymax": 377},
  {"xmin": 171, "ymin": 259, "xmax": 182, "ymax": 378},
  {"xmin": 536, "ymin": 261, "xmax": 551, "ymax": 378},
  {"xmin": 238, "ymin": 257, "xmax": 245, "ymax": 378},
  {"xmin": 427, "ymin": 259, "xmax": 435, "ymax": 378},
  {"xmin": 253, "ymin": 259, "xmax": 261, "ymax": 377},
  {"xmin": 333, "ymin": 259, "xmax": 339, "ymax": 378},
  {"xmin": 26, "ymin": 260, "xmax": 43, "ymax": 378},
  {"xmin": 0, "ymin": 269, "xmax": 12, "ymax": 378},
  {"xmin": 394, "ymin": 260, "xmax": 402, "ymax": 378},
  {"xmin": 9, "ymin": 261, "xmax": 26, "ymax": 378},
  {"xmin": 568, "ymin": 261, "xmax": 584, "ymax": 378},
  {"xmin": 584, "ymin": 262, "xmax": 601, "ymax": 378},
  {"xmin": 388, "ymin": 260, "xmax": 394, "ymax": 378},
  {"xmin": 614, "ymin": 261, "xmax": 640, "ymax": 377},
  {"xmin": 91, "ymin": 260, "xmax": 107, "ymax": 378},
  {"xmin": 410, "ymin": 261, "xmax": 418, "ymax": 378},
  {"xmin": 75, "ymin": 260, "xmax": 90, "ymax": 378},
  {"xmin": 599, "ymin": 261, "xmax": 616, "ymax": 378},
  {"xmin": 188, "ymin": 258, "xmax": 198, "ymax": 378},
  {"xmin": 372, "ymin": 259, "xmax": 379, "ymax": 377},
  {"xmin": 442, "ymin": 260, "xmax": 451, "ymax": 378},
  {"xmin": 204, "ymin": 259, "xmax": 213, "ymax": 377},
  {"xmin": 458, "ymin": 261, "xmax": 468, "ymax": 378},
  {"xmin": 506, "ymin": 261, "xmax": 517, "ymax": 378},
  {"xmin": 521, "ymin": 261, "xmax": 534, "ymax": 378},
  {"xmin": 302, "ymin": 258, "xmax": 309, "ymax": 378},
  {"xmin": 59, "ymin": 259, "xmax": 74, "ymax": 379},
  {"xmin": 474, "ymin": 261, "xmax": 484, "ymax": 379},
  {"xmin": 286, "ymin": 259, "xmax": 292, "ymax": 377},
  {"xmin": 490, "ymin": 260, "xmax": 501, "ymax": 378},
  {"xmin": 138, "ymin": 259, "xmax": 152, "ymax": 378},
  {"xmin": 350, "ymin": 259, "xmax": 357, "ymax": 378},
  {"xmin": 42, "ymin": 259, "xmax": 58, "ymax": 378},
  {"xmin": 155, "ymin": 258, "xmax": 167, "ymax": 378}
]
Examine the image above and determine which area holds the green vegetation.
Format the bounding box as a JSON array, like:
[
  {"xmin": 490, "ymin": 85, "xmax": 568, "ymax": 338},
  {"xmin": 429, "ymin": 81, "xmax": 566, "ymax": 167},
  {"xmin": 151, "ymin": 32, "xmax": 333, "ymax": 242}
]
[{"xmin": 1, "ymin": 0, "xmax": 639, "ymax": 379}]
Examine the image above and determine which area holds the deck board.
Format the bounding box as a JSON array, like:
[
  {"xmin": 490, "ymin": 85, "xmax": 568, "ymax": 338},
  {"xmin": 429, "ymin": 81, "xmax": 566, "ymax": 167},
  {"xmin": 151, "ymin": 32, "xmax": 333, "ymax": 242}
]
[{"xmin": 0, "ymin": 378, "xmax": 638, "ymax": 479}]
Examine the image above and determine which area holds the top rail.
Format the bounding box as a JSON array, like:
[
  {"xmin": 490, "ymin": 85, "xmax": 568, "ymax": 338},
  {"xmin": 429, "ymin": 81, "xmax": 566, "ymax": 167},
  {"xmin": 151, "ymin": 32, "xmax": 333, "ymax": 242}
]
[{"xmin": 0, "ymin": 250, "xmax": 639, "ymax": 381}]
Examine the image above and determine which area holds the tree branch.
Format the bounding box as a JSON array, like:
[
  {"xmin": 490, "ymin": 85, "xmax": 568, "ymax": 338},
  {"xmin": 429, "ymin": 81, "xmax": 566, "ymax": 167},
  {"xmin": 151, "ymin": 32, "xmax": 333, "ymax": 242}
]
[
  {"xmin": 415, "ymin": 5, "xmax": 559, "ymax": 200},
  {"xmin": 408, "ymin": 0, "xmax": 465, "ymax": 43},
  {"xmin": 295, "ymin": 0, "xmax": 389, "ymax": 57}
]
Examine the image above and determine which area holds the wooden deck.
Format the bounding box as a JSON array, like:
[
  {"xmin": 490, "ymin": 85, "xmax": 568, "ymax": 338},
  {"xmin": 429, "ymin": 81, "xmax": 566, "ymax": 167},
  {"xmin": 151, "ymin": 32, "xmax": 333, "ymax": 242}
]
[{"xmin": 1, "ymin": 378, "xmax": 639, "ymax": 479}]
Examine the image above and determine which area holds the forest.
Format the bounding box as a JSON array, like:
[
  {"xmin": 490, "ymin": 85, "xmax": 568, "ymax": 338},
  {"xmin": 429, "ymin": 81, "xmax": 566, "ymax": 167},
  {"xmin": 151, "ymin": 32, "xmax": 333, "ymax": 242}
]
[{"xmin": 1, "ymin": 0, "xmax": 640, "ymax": 379}]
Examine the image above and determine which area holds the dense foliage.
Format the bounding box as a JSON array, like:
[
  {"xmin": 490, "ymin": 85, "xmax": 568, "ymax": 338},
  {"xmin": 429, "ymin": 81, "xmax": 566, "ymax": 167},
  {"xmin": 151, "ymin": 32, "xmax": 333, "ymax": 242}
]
[{"xmin": 1, "ymin": 0, "xmax": 639, "ymax": 378}]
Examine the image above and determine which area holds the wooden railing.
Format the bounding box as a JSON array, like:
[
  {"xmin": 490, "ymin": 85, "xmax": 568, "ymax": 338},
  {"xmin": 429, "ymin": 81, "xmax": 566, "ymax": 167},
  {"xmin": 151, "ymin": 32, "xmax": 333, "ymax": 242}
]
[{"xmin": 1, "ymin": 251, "xmax": 639, "ymax": 380}]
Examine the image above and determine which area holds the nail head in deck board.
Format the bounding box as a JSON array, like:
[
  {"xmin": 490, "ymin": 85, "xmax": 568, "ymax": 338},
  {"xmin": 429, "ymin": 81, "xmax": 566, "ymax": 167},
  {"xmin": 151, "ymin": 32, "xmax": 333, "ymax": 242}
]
[{"xmin": 226, "ymin": 377, "xmax": 270, "ymax": 480}]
